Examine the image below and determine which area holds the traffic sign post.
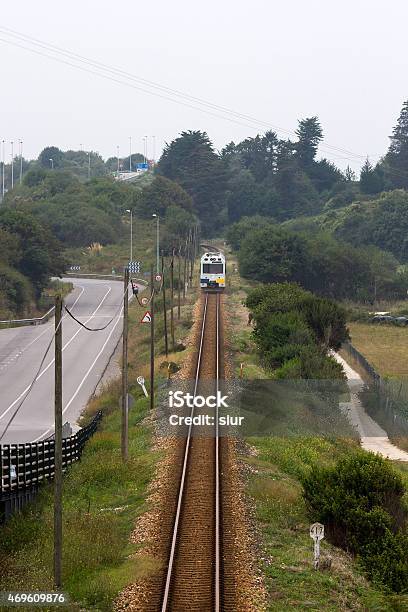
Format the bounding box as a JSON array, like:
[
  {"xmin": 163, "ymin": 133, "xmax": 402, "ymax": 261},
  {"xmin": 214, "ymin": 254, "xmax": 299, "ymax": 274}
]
[
  {"xmin": 128, "ymin": 261, "xmax": 141, "ymax": 274},
  {"xmin": 141, "ymin": 296, "xmax": 149, "ymax": 306},
  {"xmin": 141, "ymin": 311, "xmax": 152, "ymax": 323},
  {"xmin": 310, "ymin": 523, "xmax": 324, "ymax": 569}
]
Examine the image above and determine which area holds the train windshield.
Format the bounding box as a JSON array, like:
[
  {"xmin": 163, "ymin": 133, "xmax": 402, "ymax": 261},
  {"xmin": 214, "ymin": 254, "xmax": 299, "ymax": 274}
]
[{"xmin": 202, "ymin": 263, "xmax": 224, "ymax": 274}]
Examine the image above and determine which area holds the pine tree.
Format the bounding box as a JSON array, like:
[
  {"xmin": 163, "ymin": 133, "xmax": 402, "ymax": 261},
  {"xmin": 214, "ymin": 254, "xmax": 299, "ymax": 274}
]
[
  {"xmin": 295, "ymin": 117, "xmax": 323, "ymax": 167},
  {"xmin": 385, "ymin": 100, "xmax": 408, "ymax": 188}
]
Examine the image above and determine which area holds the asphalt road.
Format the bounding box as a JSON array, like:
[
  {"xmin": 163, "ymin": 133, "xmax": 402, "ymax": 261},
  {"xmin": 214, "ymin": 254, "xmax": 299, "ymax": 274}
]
[{"xmin": 0, "ymin": 277, "xmax": 133, "ymax": 444}]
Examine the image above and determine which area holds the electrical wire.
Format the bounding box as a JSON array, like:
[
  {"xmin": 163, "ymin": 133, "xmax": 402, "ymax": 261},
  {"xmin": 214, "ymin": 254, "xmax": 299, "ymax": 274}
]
[
  {"xmin": 0, "ymin": 321, "xmax": 60, "ymax": 442},
  {"xmin": 64, "ymin": 281, "xmax": 129, "ymax": 331},
  {"xmin": 0, "ymin": 26, "xmax": 382, "ymax": 163}
]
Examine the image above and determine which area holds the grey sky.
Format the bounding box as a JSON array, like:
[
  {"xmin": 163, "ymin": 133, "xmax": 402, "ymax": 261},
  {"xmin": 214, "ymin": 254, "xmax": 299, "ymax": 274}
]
[{"xmin": 1, "ymin": 0, "xmax": 406, "ymax": 171}]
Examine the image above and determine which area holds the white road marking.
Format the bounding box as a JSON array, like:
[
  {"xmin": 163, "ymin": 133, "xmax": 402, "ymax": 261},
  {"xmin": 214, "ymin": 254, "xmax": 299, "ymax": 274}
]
[
  {"xmin": 34, "ymin": 303, "xmax": 124, "ymax": 441},
  {"xmin": 0, "ymin": 285, "xmax": 111, "ymax": 422},
  {"xmin": 0, "ymin": 285, "xmax": 85, "ymax": 371}
]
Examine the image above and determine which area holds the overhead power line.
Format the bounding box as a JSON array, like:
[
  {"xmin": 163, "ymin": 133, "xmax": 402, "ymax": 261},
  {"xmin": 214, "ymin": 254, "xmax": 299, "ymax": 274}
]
[{"xmin": 0, "ymin": 26, "xmax": 380, "ymax": 164}]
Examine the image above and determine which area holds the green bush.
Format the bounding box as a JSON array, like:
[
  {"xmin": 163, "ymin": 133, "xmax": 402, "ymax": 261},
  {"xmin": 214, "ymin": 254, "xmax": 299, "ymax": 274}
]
[{"xmin": 302, "ymin": 453, "xmax": 408, "ymax": 592}]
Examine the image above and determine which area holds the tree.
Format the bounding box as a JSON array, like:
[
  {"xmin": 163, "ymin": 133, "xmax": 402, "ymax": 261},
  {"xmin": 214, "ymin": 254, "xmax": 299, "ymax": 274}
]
[
  {"xmin": 385, "ymin": 100, "xmax": 408, "ymax": 188},
  {"xmin": 295, "ymin": 117, "xmax": 323, "ymax": 167},
  {"xmin": 38, "ymin": 146, "xmax": 64, "ymax": 169},
  {"xmin": 344, "ymin": 165, "xmax": 356, "ymax": 182},
  {"xmin": 135, "ymin": 176, "xmax": 193, "ymax": 218},
  {"xmin": 360, "ymin": 158, "xmax": 384, "ymax": 194},
  {"xmin": 157, "ymin": 131, "xmax": 228, "ymax": 233}
]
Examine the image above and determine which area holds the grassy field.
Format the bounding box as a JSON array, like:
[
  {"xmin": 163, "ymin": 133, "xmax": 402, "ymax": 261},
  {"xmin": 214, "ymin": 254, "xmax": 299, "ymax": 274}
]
[
  {"xmin": 226, "ymin": 271, "xmax": 408, "ymax": 611},
  {"xmin": 348, "ymin": 322, "xmax": 408, "ymax": 378},
  {"xmin": 0, "ymin": 260, "xmax": 198, "ymax": 610}
]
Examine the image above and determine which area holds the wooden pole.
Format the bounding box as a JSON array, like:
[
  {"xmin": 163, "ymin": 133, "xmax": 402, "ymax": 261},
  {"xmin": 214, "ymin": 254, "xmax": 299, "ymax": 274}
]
[
  {"xmin": 177, "ymin": 249, "xmax": 181, "ymax": 320},
  {"xmin": 54, "ymin": 295, "xmax": 63, "ymax": 588},
  {"xmin": 121, "ymin": 267, "xmax": 129, "ymax": 461},
  {"xmin": 170, "ymin": 254, "xmax": 175, "ymax": 351},
  {"xmin": 183, "ymin": 240, "xmax": 187, "ymax": 300},
  {"xmin": 162, "ymin": 256, "xmax": 168, "ymax": 358},
  {"xmin": 150, "ymin": 267, "xmax": 155, "ymax": 411}
]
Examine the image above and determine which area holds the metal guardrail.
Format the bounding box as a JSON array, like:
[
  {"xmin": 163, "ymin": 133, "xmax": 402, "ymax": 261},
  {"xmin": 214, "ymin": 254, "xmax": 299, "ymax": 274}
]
[
  {"xmin": 0, "ymin": 306, "xmax": 55, "ymax": 328},
  {"xmin": 0, "ymin": 411, "xmax": 102, "ymax": 498}
]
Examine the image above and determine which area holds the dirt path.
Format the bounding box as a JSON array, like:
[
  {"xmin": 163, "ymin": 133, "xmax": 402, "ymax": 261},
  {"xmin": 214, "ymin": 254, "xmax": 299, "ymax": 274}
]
[{"xmin": 333, "ymin": 352, "xmax": 408, "ymax": 461}]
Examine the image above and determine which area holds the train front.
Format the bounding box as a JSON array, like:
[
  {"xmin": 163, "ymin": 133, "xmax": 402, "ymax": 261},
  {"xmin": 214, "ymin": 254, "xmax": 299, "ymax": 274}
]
[{"xmin": 200, "ymin": 252, "xmax": 226, "ymax": 291}]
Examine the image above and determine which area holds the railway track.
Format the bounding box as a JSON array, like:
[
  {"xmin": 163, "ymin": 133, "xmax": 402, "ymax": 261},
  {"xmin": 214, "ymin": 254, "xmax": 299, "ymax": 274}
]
[{"xmin": 161, "ymin": 291, "xmax": 223, "ymax": 611}]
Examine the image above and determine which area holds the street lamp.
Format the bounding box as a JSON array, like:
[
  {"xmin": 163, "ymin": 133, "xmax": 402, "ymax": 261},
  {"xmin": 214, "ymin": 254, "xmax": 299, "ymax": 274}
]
[
  {"xmin": 126, "ymin": 209, "xmax": 133, "ymax": 262},
  {"xmin": 1, "ymin": 140, "xmax": 5, "ymax": 199},
  {"xmin": 129, "ymin": 136, "xmax": 132, "ymax": 172},
  {"xmin": 19, "ymin": 140, "xmax": 23, "ymax": 184},
  {"xmin": 10, "ymin": 141, "xmax": 14, "ymax": 189},
  {"xmin": 116, "ymin": 145, "xmax": 120, "ymax": 178},
  {"xmin": 152, "ymin": 214, "xmax": 160, "ymax": 274},
  {"xmin": 49, "ymin": 158, "xmax": 54, "ymax": 170},
  {"xmin": 87, "ymin": 152, "xmax": 91, "ymax": 180}
]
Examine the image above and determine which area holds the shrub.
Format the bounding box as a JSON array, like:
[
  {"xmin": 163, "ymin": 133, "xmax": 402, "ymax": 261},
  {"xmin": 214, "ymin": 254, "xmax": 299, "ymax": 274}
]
[{"xmin": 301, "ymin": 453, "xmax": 408, "ymax": 592}]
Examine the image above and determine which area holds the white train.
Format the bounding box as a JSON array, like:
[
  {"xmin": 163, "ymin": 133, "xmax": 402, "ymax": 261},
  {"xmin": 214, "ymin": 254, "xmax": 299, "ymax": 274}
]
[{"xmin": 200, "ymin": 251, "xmax": 226, "ymax": 290}]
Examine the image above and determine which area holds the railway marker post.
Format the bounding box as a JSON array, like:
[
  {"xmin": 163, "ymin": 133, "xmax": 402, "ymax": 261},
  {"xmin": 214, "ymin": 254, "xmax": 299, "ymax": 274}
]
[
  {"xmin": 54, "ymin": 295, "xmax": 63, "ymax": 588},
  {"xmin": 310, "ymin": 522, "xmax": 324, "ymax": 569},
  {"xmin": 121, "ymin": 267, "xmax": 129, "ymax": 461},
  {"xmin": 150, "ymin": 267, "xmax": 155, "ymax": 412}
]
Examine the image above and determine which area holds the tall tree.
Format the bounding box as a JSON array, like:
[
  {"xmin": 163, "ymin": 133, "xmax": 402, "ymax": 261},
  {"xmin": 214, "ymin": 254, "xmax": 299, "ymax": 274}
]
[
  {"xmin": 360, "ymin": 158, "xmax": 384, "ymax": 194},
  {"xmin": 295, "ymin": 117, "xmax": 323, "ymax": 167},
  {"xmin": 385, "ymin": 100, "xmax": 408, "ymax": 188},
  {"xmin": 157, "ymin": 131, "xmax": 227, "ymax": 233}
]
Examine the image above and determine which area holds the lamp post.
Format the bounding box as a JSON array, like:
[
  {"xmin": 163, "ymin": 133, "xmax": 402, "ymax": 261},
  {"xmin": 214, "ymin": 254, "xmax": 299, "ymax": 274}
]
[
  {"xmin": 87, "ymin": 151, "xmax": 91, "ymax": 180},
  {"xmin": 19, "ymin": 140, "xmax": 23, "ymax": 184},
  {"xmin": 49, "ymin": 158, "xmax": 54, "ymax": 170},
  {"xmin": 129, "ymin": 136, "xmax": 132, "ymax": 172},
  {"xmin": 116, "ymin": 145, "xmax": 120, "ymax": 178},
  {"xmin": 10, "ymin": 141, "xmax": 14, "ymax": 189},
  {"xmin": 152, "ymin": 214, "xmax": 160, "ymax": 274},
  {"xmin": 1, "ymin": 140, "xmax": 5, "ymax": 199},
  {"xmin": 126, "ymin": 209, "xmax": 133, "ymax": 262}
]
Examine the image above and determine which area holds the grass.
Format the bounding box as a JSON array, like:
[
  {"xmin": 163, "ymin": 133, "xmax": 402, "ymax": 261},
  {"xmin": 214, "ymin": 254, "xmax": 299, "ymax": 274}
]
[
  {"xmin": 226, "ymin": 267, "xmax": 408, "ymax": 610},
  {"xmin": 0, "ymin": 260, "xmax": 198, "ymax": 610},
  {"xmin": 348, "ymin": 322, "xmax": 408, "ymax": 378}
]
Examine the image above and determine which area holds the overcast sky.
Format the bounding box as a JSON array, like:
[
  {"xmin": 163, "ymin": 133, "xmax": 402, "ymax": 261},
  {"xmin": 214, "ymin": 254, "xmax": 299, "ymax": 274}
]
[{"xmin": 1, "ymin": 0, "xmax": 407, "ymax": 171}]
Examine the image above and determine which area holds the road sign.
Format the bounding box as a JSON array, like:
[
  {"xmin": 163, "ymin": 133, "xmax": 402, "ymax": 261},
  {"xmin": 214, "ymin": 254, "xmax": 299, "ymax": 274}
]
[
  {"xmin": 131, "ymin": 281, "xmax": 139, "ymax": 296},
  {"xmin": 141, "ymin": 296, "xmax": 149, "ymax": 306},
  {"xmin": 155, "ymin": 273, "xmax": 162, "ymax": 282},
  {"xmin": 141, "ymin": 311, "xmax": 152, "ymax": 323},
  {"xmin": 70, "ymin": 265, "xmax": 81, "ymax": 271},
  {"xmin": 137, "ymin": 375, "xmax": 148, "ymax": 397},
  {"xmin": 310, "ymin": 523, "xmax": 324, "ymax": 541},
  {"xmin": 128, "ymin": 261, "xmax": 141, "ymax": 274}
]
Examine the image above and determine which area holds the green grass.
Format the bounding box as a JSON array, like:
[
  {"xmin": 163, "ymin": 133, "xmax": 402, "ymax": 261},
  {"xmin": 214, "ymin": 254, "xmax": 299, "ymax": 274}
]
[
  {"xmin": 348, "ymin": 322, "xmax": 408, "ymax": 378},
  {"xmin": 246, "ymin": 438, "xmax": 408, "ymax": 611},
  {"xmin": 225, "ymin": 268, "xmax": 408, "ymax": 610}
]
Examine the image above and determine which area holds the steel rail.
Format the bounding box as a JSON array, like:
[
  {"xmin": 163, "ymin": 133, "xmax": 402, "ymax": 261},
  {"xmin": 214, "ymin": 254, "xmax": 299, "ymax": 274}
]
[{"xmin": 161, "ymin": 292, "xmax": 221, "ymax": 611}]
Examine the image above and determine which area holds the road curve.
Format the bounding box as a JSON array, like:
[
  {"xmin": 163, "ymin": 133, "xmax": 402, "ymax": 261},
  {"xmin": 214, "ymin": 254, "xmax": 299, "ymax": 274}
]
[{"xmin": 0, "ymin": 277, "xmax": 130, "ymax": 444}]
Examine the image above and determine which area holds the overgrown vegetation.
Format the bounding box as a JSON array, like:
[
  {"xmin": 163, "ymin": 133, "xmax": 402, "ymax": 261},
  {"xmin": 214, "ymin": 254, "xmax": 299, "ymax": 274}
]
[
  {"xmin": 245, "ymin": 282, "xmax": 348, "ymax": 378},
  {"xmin": 302, "ymin": 453, "xmax": 408, "ymax": 593}
]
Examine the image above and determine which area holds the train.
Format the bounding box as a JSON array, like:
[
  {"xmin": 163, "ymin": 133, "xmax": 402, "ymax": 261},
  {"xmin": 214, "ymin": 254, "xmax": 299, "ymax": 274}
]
[{"xmin": 200, "ymin": 251, "xmax": 226, "ymax": 290}]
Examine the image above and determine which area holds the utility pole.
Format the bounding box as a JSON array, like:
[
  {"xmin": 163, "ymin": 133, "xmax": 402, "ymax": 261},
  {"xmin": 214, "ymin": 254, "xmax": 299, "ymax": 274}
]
[
  {"xmin": 177, "ymin": 248, "xmax": 181, "ymax": 320},
  {"xmin": 183, "ymin": 240, "xmax": 187, "ymax": 300},
  {"xmin": 87, "ymin": 152, "xmax": 91, "ymax": 180},
  {"xmin": 162, "ymin": 256, "xmax": 168, "ymax": 357},
  {"xmin": 54, "ymin": 295, "xmax": 63, "ymax": 588},
  {"xmin": 150, "ymin": 268, "xmax": 155, "ymax": 411},
  {"xmin": 170, "ymin": 254, "xmax": 175, "ymax": 350},
  {"xmin": 129, "ymin": 136, "xmax": 132, "ymax": 172},
  {"xmin": 121, "ymin": 267, "xmax": 129, "ymax": 461}
]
